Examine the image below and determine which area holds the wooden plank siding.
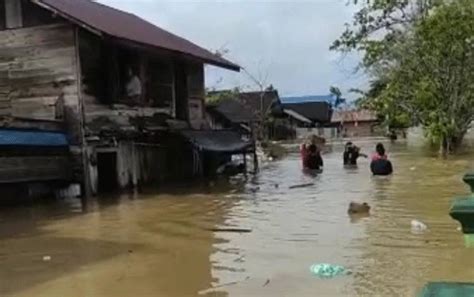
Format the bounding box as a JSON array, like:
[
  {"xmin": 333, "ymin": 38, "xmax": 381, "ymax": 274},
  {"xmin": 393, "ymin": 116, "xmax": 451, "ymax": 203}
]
[
  {"xmin": 0, "ymin": 156, "xmax": 71, "ymax": 183},
  {"xmin": 0, "ymin": 23, "xmax": 80, "ymax": 140}
]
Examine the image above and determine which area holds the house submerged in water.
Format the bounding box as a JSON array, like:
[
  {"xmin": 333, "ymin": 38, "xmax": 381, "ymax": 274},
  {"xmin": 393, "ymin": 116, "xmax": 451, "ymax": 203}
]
[{"xmin": 0, "ymin": 0, "xmax": 253, "ymax": 199}]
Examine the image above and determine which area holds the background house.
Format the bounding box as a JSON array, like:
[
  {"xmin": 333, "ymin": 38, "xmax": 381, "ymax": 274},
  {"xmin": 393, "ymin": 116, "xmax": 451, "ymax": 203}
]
[
  {"xmin": 280, "ymin": 95, "xmax": 334, "ymax": 139},
  {"xmin": 238, "ymin": 90, "xmax": 284, "ymax": 120},
  {"xmin": 207, "ymin": 89, "xmax": 288, "ymax": 140},
  {"xmin": 206, "ymin": 98, "xmax": 256, "ymax": 136},
  {"xmin": 331, "ymin": 109, "xmax": 380, "ymax": 138},
  {"xmin": 281, "ymin": 95, "xmax": 335, "ymax": 125}
]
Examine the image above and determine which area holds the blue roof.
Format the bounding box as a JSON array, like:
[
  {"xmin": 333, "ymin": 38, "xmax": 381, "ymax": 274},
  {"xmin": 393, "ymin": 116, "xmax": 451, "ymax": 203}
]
[
  {"xmin": 0, "ymin": 129, "xmax": 69, "ymax": 147},
  {"xmin": 281, "ymin": 95, "xmax": 338, "ymax": 105}
]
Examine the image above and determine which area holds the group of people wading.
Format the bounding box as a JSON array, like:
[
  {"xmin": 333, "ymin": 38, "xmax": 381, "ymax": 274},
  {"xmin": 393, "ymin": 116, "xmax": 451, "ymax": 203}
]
[{"xmin": 300, "ymin": 136, "xmax": 393, "ymax": 176}]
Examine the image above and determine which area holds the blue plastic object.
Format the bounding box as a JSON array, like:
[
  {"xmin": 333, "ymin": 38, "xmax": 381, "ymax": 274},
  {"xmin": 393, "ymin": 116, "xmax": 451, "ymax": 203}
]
[
  {"xmin": 310, "ymin": 263, "xmax": 347, "ymax": 278},
  {"xmin": 0, "ymin": 129, "xmax": 68, "ymax": 147},
  {"xmin": 419, "ymin": 282, "xmax": 474, "ymax": 297}
]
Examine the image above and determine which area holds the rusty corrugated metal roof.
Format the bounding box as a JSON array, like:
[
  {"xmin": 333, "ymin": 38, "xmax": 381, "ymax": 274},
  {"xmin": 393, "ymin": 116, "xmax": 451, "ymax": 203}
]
[{"xmin": 34, "ymin": 0, "xmax": 240, "ymax": 71}]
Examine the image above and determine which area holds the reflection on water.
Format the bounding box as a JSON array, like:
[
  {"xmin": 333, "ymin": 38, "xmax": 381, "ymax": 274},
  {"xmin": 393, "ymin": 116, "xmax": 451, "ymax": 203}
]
[{"xmin": 1, "ymin": 140, "xmax": 474, "ymax": 297}]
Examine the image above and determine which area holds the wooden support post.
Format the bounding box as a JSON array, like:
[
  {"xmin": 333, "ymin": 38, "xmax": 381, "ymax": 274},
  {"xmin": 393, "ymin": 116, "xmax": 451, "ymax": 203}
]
[
  {"xmin": 5, "ymin": 0, "xmax": 23, "ymax": 29},
  {"xmin": 74, "ymin": 28, "xmax": 92, "ymax": 203},
  {"xmin": 131, "ymin": 143, "xmax": 138, "ymax": 190},
  {"xmin": 253, "ymin": 145, "xmax": 259, "ymax": 173},
  {"xmin": 243, "ymin": 152, "xmax": 247, "ymax": 175},
  {"xmin": 139, "ymin": 55, "xmax": 147, "ymax": 106}
]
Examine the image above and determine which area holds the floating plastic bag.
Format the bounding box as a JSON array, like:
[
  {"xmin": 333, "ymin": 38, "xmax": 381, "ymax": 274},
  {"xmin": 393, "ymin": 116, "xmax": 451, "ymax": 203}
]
[
  {"xmin": 310, "ymin": 263, "xmax": 347, "ymax": 278},
  {"xmin": 411, "ymin": 219, "xmax": 428, "ymax": 233}
]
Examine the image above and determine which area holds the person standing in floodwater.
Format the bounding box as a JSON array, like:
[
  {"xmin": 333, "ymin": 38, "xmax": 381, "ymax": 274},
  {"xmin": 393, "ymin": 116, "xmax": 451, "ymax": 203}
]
[
  {"xmin": 303, "ymin": 144, "xmax": 323, "ymax": 170},
  {"xmin": 370, "ymin": 143, "xmax": 393, "ymax": 175},
  {"xmin": 301, "ymin": 136, "xmax": 324, "ymax": 171},
  {"xmin": 343, "ymin": 142, "xmax": 367, "ymax": 165}
]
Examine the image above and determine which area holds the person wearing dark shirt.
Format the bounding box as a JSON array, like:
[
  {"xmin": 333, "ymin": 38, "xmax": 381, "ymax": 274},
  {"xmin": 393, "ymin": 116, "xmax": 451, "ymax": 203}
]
[
  {"xmin": 343, "ymin": 142, "xmax": 367, "ymax": 165},
  {"xmin": 303, "ymin": 144, "xmax": 323, "ymax": 170}
]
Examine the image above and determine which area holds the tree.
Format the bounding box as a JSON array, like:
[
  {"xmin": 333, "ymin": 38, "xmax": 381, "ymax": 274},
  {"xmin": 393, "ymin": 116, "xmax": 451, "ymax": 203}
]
[
  {"xmin": 354, "ymin": 79, "xmax": 412, "ymax": 129},
  {"xmin": 331, "ymin": 0, "xmax": 441, "ymax": 68},
  {"xmin": 205, "ymin": 87, "xmax": 241, "ymax": 105},
  {"xmin": 333, "ymin": 0, "xmax": 474, "ymax": 155},
  {"xmin": 395, "ymin": 0, "xmax": 474, "ymax": 154},
  {"xmin": 329, "ymin": 86, "xmax": 346, "ymax": 108}
]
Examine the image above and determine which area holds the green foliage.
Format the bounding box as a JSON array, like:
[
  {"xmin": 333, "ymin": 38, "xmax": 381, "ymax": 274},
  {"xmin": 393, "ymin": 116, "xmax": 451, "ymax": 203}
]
[
  {"xmin": 329, "ymin": 86, "xmax": 346, "ymax": 107},
  {"xmin": 355, "ymin": 79, "xmax": 412, "ymax": 129},
  {"xmin": 335, "ymin": 0, "xmax": 474, "ymax": 154}
]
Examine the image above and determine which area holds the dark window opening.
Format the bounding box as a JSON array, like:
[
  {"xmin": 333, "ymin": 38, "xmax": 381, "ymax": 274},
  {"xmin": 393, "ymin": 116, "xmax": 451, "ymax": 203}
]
[
  {"xmin": 0, "ymin": 0, "xmax": 6, "ymax": 30},
  {"xmin": 146, "ymin": 58, "xmax": 173, "ymax": 108},
  {"xmin": 97, "ymin": 152, "xmax": 118, "ymax": 193},
  {"xmin": 21, "ymin": 0, "xmax": 56, "ymax": 27},
  {"xmin": 79, "ymin": 31, "xmax": 177, "ymax": 111},
  {"xmin": 116, "ymin": 48, "xmax": 140, "ymax": 102}
]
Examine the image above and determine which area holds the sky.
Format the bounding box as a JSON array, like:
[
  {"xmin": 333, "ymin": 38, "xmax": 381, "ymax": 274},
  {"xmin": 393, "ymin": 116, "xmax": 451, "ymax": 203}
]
[{"xmin": 99, "ymin": 0, "xmax": 367, "ymax": 99}]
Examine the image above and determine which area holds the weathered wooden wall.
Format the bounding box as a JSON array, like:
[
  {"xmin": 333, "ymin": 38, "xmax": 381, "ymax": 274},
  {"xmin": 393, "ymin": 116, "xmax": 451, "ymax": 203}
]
[
  {"xmin": 0, "ymin": 23, "xmax": 80, "ymax": 140},
  {"xmin": 135, "ymin": 144, "xmax": 168, "ymax": 184},
  {"xmin": 0, "ymin": 156, "xmax": 71, "ymax": 183}
]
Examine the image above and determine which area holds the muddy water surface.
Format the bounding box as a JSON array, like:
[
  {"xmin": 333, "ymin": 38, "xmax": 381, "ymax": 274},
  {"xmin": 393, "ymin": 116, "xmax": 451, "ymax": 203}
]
[{"xmin": 1, "ymin": 140, "xmax": 474, "ymax": 297}]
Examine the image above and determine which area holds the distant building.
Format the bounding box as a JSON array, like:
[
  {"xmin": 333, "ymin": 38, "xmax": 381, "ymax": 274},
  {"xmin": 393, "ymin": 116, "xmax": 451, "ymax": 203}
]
[
  {"xmin": 206, "ymin": 98, "xmax": 256, "ymax": 136},
  {"xmin": 237, "ymin": 90, "xmax": 284, "ymax": 119},
  {"xmin": 207, "ymin": 89, "xmax": 288, "ymax": 140},
  {"xmin": 281, "ymin": 94, "xmax": 342, "ymax": 106},
  {"xmin": 331, "ymin": 110, "xmax": 380, "ymax": 137},
  {"xmin": 280, "ymin": 95, "xmax": 335, "ymax": 126},
  {"xmin": 209, "ymin": 89, "xmax": 283, "ymax": 119},
  {"xmin": 278, "ymin": 95, "xmax": 333, "ymax": 139}
]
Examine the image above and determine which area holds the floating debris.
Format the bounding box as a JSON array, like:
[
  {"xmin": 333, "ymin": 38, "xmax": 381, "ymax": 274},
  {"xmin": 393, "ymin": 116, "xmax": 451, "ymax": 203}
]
[
  {"xmin": 289, "ymin": 183, "xmax": 315, "ymax": 189},
  {"xmin": 208, "ymin": 228, "xmax": 252, "ymax": 233},
  {"xmin": 310, "ymin": 263, "xmax": 348, "ymax": 278},
  {"xmin": 411, "ymin": 219, "xmax": 428, "ymax": 233},
  {"xmin": 348, "ymin": 202, "xmax": 371, "ymax": 214}
]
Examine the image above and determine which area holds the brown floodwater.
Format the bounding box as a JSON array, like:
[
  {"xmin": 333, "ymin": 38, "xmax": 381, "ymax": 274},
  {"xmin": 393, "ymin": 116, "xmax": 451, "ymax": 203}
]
[{"xmin": 1, "ymin": 139, "xmax": 474, "ymax": 297}]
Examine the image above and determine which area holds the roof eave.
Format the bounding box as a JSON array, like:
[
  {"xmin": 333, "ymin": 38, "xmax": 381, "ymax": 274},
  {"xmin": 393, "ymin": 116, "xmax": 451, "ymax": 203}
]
[
  {"xmin": 34, "ymin": 0, "xmax": 240, "ymax": 72},
  {"xmin": 112, "ymin": 35, "xmax": 241, "ymax": 71},
  {"xmin": 203, "ymin": 59, "xmax": 240, "ymax": 72},
  {"xmin": 32, "ymin": 0, "xmax": 103, "ymax": 36}
]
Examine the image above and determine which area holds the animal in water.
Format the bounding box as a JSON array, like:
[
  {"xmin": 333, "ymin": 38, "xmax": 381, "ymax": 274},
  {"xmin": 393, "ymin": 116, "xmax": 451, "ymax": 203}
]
[{"xmin": 348, "ymin": 202, "xmax": 371, "ymax": 214}]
